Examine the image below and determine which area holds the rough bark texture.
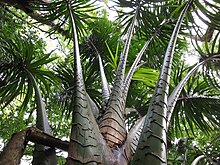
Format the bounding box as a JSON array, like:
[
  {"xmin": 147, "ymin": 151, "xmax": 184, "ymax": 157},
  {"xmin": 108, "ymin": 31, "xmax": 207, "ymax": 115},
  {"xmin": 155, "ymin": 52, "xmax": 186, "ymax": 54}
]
[
  {"xmin": 0, "ymin": 129, "xmax": 27, "ymax": 165},
  {"xmin": 26, "ymin": 128, "xmax": 69, "ymax": 151},
  {"xmin": 0, "ymin": 127, "xmax": 69, "ymax": 165}
]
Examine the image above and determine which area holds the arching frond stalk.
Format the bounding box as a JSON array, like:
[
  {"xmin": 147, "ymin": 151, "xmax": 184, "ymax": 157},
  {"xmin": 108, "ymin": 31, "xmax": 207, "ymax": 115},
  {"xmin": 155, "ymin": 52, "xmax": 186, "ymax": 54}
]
[
  {"xmin": 122, "ymin": 23, "xmax": 166, "ymax": 112},
  {"xmin": 88, "ymin": 38, "xmax": 111, "ymax": 110},
  {"xmin": 26, "ymin": 70, "xmax": 57, "ymax": 165},
  {"xmin": 168, "ymin": 54, "xmax": 220, "ymax": 129},
  {"xmin": 26, "ymin": 70, "xmax": 51, "ymax": 133},
  {"xmin": 131, "ymin": 1, "xmax": 193, "ymax": 164},
  {"xmin": 167, "ymin": 61, "xmax": 205, "ymax": 127},
  {"xmin": 65, "ymin": 1, "xmax": 114, "ymax": 164}
]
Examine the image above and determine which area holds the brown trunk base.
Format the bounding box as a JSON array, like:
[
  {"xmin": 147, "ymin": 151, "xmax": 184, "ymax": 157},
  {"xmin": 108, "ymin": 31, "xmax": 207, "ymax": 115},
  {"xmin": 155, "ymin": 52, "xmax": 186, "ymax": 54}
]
[{"xmin": 0, "ymin": 127, "xmax": 69, "ymax": 165}]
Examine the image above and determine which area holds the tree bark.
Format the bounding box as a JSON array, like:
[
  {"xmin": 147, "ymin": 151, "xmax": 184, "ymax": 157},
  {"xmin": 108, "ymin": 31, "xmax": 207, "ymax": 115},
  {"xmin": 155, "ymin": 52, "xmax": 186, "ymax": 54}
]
[
  {"xmin": 26, "ymin": 128, "xmax": 69, "ymax": 151},
  {"xmin": 0, "ymin": 127, "xmax": 69, "ymax": 165},
  {"xmin": 0, "ymin": 129, "xmax": 27, "ymax": 165}
]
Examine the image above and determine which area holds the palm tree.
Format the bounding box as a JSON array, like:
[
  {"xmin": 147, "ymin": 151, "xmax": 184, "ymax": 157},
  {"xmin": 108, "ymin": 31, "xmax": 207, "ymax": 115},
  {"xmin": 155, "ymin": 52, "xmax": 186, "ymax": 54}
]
[
  {"xmin": 0, "ymin": 0, "xmax": 220, "ymax": 164},
  {"xmin": 0, "ymin": 33, "xmax": 58, "ymax": 164}
]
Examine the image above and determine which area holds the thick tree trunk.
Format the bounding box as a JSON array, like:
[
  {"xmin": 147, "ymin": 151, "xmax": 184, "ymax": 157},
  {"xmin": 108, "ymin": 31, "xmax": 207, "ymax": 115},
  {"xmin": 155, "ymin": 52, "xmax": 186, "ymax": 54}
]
[
  {"xmin": 0, "ymin": 127, "xmax": 69, "ymax": 165},
  {"xmin": 0, "ymin": 129, "xmax": 27, "ymax": 165}
]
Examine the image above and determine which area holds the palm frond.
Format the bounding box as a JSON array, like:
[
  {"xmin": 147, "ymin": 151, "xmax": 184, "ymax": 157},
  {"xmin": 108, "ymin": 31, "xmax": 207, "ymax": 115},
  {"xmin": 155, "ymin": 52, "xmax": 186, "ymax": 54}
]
[
  {"xmin": 0, "ymin": 31, "xmax": 58, "ymax": 165},
  {"xmin": 171, "ymin": 96, "xmax": 220, "ymax": 137},
  {"xmin": 0, "ymin": 33, "xmax": 58, "ymax": 110},
  {"xmin": 31, "ymin": 0, "xmax": 98, "ymax": 38},
  {"xmin": 169, "ymin": 69, "xmax": 220, "ymax": 137}
]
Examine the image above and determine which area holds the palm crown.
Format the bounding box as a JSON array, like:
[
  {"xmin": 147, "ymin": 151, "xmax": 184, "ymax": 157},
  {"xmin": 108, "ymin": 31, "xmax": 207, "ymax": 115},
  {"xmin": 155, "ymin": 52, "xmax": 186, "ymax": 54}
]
[{"xmin": 0, "ymin": 0, "xmax": 220, "ymax": 164}]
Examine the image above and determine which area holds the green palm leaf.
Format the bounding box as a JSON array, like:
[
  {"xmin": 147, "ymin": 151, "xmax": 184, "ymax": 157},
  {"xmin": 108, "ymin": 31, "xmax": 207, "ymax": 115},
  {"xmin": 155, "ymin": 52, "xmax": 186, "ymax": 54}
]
[
  {"xmin": 31, "ymin": 0, "xmax": 98, "ymax": 38},
  {"xmin": 170, "ymin": 70, "xmax": 220, "ymax": 137},
  {"xmin": 0, "ymin": 33, "xmax": 58, "ymax": 165}
]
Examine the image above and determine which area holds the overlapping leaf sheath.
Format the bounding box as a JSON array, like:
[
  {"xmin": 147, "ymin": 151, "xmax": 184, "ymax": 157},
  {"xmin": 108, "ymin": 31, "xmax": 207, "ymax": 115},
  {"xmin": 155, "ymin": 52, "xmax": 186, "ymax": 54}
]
[
  {"xmin": 126, "ymin": 116, "xmax": 145, "ymax": 157},
  {"xmin": 131, "ymin": 1, "xmax": 193, "ymax": 164},
  {"xmin": 86, "ymin": 93, "xmax": 100, "ymax": 120},
  {"xmin": 99, "ymin": 4, "xmax": 140, "ymax": 148},
  {"xmin": 67, "ymin": 69, "xmax": 111, "ymax": 164},
  {"xmin": 127, "ymin": 56, "xmax": 204, "ymax": 161},
  {"xmin": 122, "ymin": 21, "xmax": 169, "ymax": 159},
  {"xmin": 66, "ymin": 1, "xmax": 114, "ymax": 164}
]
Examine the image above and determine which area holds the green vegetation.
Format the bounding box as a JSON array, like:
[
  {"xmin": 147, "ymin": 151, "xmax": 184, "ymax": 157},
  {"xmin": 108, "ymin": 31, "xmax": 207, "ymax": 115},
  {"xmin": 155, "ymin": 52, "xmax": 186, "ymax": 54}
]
[{"xmin": 0, "ymin": 0, "xmax": 220, "ymax": 164}]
